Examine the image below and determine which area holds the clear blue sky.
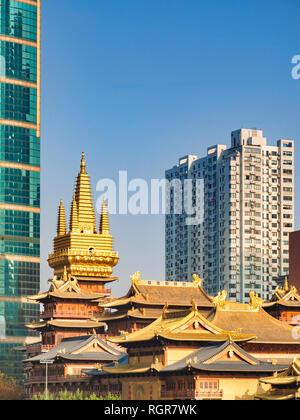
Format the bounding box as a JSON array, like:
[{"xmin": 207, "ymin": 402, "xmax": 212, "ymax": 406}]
[{"xmin": 41, "ymin": 0, "xmax": 300, "ymax": 295}]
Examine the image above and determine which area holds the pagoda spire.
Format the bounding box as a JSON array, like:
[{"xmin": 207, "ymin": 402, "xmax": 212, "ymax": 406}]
[
  {"xmin": 284, "ymin": 277, "xmax": 289, "ymax": 292},
  {"xmin": 70, "ymin": 193, "xmax": 79, "ymax": 232},
  {"xmin": 100, "ymin": 199, "xmax": 110, "ymax": 235},
  {"xmin": 74, "ymin": 152, "xmax": 96, "ymax": 233},
  {"xmin": 57, "ymin": 199, "xmax": 66, "ymax": 236}
]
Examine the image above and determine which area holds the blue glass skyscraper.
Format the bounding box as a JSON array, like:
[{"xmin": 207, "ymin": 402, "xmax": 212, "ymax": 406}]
[{"xmin": 0, "ymin": 0, "xmax": 41, "ymax": 380}]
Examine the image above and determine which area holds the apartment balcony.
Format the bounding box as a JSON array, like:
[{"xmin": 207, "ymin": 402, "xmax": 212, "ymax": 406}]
[{"xmin": 160, "ymin": 390, "xmax": 223, "ymax": 400}]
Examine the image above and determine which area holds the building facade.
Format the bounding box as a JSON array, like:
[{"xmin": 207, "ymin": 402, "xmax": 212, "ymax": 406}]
[
  {"xmin": 0, "ymin": 0, "xmax": 41, "ymax": 379},
  {"xmin": 165, "ymin": 129, "xmax": 294, "ymax": 302},
  {"xmin": 289, "ymin": 231, "xmax": 300, "ymax": 291}
]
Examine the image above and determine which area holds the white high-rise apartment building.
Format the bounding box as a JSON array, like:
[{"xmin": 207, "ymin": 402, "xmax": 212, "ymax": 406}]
[{"xmin": 165, "ymin": 129, "xmax": 294, "ymax": 302}]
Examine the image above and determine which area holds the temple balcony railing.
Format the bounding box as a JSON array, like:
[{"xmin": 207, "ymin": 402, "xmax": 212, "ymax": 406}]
[
  {"xmin": 40, "ymin": 311, "xmax": 95, "ymax": 319},
  {"xmin": 48, "ymin": 249, "xmax": 119, "ymax": 260},
  {"xmin": 25, "ymin": 375, "xmax": 90, "ymax": 385},
  {"xmin": 160, "ymin": 390, "xmax": 223, "ymax": 400}
]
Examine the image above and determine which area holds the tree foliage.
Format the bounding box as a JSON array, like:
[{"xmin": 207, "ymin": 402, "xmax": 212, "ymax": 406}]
[{"xmin": 0, "ymin": 372, "xmax": 25, "ymax": 400}]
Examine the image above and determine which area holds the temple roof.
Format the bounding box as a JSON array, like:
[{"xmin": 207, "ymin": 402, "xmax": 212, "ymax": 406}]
[
  {"xmin": 109, "ymin": 306, "xmax": 256, "ymax": 346},
  {"xmin": 98, "ymin": 274, "xmax": 214, "ymax": 309},
  {"xmin": 161, "ymin": 340, "xmax": 288, "ymax": 374},
  {"xmin": 28, "ymin": 272, "xmax": 108, "ymax": 303},
  {"xmin": 85, "ymin": 340, "xmax": 287, "ymax": 378},
  {"xmin": 26, "ymin": 319, "xmax": 105, "ymax": 331},
  {"xmin": 263, "ymin": 281, "xmax": 300, "ymax": 309},
  {"xmin": 96, "ymin": 307, "xmax": 166, "ymax": 322},
  {"xmin": 259, "ymin": 359, "xmax": 300, "ymax": 386},
  {"xmin": 207, "ymin": 301, "xmax": 300, "ymax": 344},
  {"xmin": 24, "ymin": 335, "xmax": 125, "ymax": 364},
  {"xmin": 256, "ymin": 359, "xmax": 300, "ymax": 400}
]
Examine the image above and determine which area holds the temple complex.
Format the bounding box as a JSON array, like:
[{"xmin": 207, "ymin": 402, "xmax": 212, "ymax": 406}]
[
  {"xmin": 96, "ymin": 273, "xmax": 214, "ymax": 336},
  {"xmin": 263, "ymin": 278, "xmax": 300, "ymax": 326},
  {"xmin": 23, "ymin": 154, "xmax": 300, "ymax": 400},
  {"xmin": 86, "ymin": 305, "xmax": 288, "ymax": 400}
]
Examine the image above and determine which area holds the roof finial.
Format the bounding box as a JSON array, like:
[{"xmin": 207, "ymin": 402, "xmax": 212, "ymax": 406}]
[
  {"xmin": 80, "ymin": 152, "xmax": 86, "ymax": 174},
  {"xmin": 284, "ymin": 277, "xmax": 289, "ymax": 292},
  {"xmin": 63, "ymin": 266, "xmax": 68, "ymax": 282},
  {"xmin": 70, "ymin": 193, "xmax": 79, "ymax": 232},
  {"xmin": 100, "ymin": 199, "xmax": 110, "ymax": 235},
  {"xmin": 75, "ymin": 153, "xmax": 96, "ymax": 232},
  {"xmin": 57, "ymin": 198, "xmax": 66, "ymax": 236},
  {"xmin": 191, "ymin": 298, "xmax": 198, "ymax": 313}
]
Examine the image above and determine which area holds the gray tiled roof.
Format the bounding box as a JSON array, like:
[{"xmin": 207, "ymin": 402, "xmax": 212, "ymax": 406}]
[
  {"xmin": 161, "ymin": 341, "xmax": 288, "ymax": 373},
  {"xmin": 24, "ymin": 335, "xmax": 125, "ymax": 363}
]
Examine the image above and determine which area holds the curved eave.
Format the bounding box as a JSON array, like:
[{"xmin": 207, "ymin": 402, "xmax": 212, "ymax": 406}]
[
  {"xmin": 76, "ymin": 276, "xmax": 118, "ymax": 283},
  {"xmin": 98, "ymin": 298, "xmax": 132, "ymax": 308},
  {"xmin": 97, "ymin": 311, "xmax": 160, "ymax": 322},
  {"xmin": 26, "ymin": 323, "xmax": 46, "ymax": 330},
  {"xmin": 109, "ymin": 333, "xmax": 256, "ymax": 346},
  {"xmin": 251, "ymin": 340, "xmax": 300, "ymax": 345},
  {"xmin": 264, "ymin": 301, "xmax": 300, "ymax": 309},
  {"xmin": 96, "ymin": 314, "xmax": 128, "ymax": 322},
  {"xmin": 256, "ymin": 391, "xmax": 296, "ymax": 401},
  {"xmin": 27, "ymin": 293, "xmax": 49, "ymax": 303},
  {"xmin": 59, "ymin": 355, "xmax": 120, "ymax": 362},
  {"xmin": 158, "ymin": 333, "xmax": 256, "ymax": 343}
]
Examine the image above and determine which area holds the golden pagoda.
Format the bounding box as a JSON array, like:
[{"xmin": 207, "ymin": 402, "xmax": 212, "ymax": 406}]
[
  {"xmin": 48, "ymin": 152, "xmax": 119, "ymax": 286},
  {"xmin": 26, "ymin": 154, "xmax": 119, "ymax": 347}
]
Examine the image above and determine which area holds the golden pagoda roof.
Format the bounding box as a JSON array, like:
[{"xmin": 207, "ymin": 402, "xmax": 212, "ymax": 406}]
[
  {"xmin": 207, "ymin": 300, "xmax": 300, "ymax": 344},
  {"xmin": 48, "ymin": 154, "xmax": 119, "ymax": 280},
  {"xmin": 74, "ymin": 152, "xmax": 96, "ymax": 234},
  {"xmin": 109, "ymin": 306, "xmax": 256, "ymax": 345},
  {"xmin": 57, "ymin": 199, "xmax": 67, "ymax": 236},
  {"xmin": 98, "ymin": 274, "xmax": 214, "ymax": 309},
  {"xmin": 99, "ymin": 199, "xmax": 110, "ymax": 235}
]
